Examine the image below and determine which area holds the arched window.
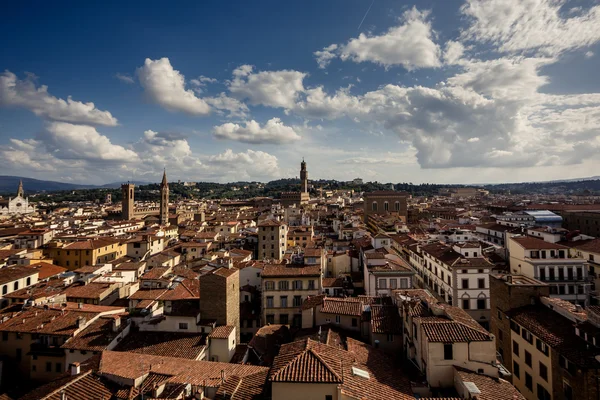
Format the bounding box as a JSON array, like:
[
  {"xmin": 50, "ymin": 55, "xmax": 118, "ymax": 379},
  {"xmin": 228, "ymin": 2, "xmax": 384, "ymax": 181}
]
[
  {"xmin": 26, "ymin": 277, "xmax": 31, "ymax": 286},
  {"xmin": 395, "ymin": 201, "xmax": 400, "ymax": 211},
  {"xmin": 2, "ymin": 285, "xmax": 7, "ymax": 295},
  {"xmin": 13, "ymin": 282, "xmax": 19, "ymax": 291},
  {"xmin": 384, "ymin": 201, "xmax": 389, "ymax": 211},
  {"xmin": 372, "ymin": 202, "xmax": 378, "ymax": 211}
]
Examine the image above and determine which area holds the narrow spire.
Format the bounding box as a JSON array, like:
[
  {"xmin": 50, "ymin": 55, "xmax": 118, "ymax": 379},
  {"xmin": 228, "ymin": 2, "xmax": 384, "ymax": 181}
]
[
  {"xmin": 17, "ymin": 179, "xmax": 24, "ymax": 197},
  {"xmin": 161, "ymin": 168, "xmax": 168, "ymax": 187}
]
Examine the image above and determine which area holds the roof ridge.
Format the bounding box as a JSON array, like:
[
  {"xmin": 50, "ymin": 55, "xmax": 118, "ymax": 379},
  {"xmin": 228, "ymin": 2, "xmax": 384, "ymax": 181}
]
[{"xmin": 307, "ymin": 347, "xmax": 342, "ymax": 382}]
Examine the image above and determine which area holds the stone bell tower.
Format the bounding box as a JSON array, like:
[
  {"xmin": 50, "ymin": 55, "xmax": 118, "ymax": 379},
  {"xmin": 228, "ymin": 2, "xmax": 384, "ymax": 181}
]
[{"xmin": 159, "ymin": 169, "xmax": 169, "ymax": 226}]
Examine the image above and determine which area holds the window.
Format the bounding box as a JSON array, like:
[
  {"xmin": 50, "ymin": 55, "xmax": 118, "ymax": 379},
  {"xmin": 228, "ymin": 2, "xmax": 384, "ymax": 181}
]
[
  {"xmin": 265, "ymin": 281, "xmax": 274, "ymax": 290},
  {"xmin": 498, "ymin": 329, "xmax": 503, "ymax": 342},
  {"xmin": 266, "ymin": 296, "xmax": 274, "ymax": 308},
  {"xmin": 564, "ymin": 381, "xmax": 573, "ymax": 400},
  {"xmin": 326, "ymin": 396, "xmax": 333, "ymax": 400},
  {"xmin": 26, "ymin": 277, "xmax": 31, "ymax": 286},
  {"xmin": 477, "ymin": 299, "xmax": 486, "ymax": 310},
  {"xmin": 510, "ymin": 320, "xmax": 521, "ymax": 334},
  {"xmin": 293, "ymin": 296, "xmax": 302, "ymax": 307},
  {"xmin": 13, "ymin": 282, "xmax": 18, "ymax": 291},
  {"xmin": 266, "ymin": 314, "xmax": 275, "ymax": 324},
  {"xmin": 513, "ymin": 340, "xmax": 519, "ymax": 357},
  {"xmin": 395, "ymin": 201, "xmax": 400, "ymax": 211},
  {"xmin": 280, "ymin": 314, "xmax": 289, "ymax": 324},
  {"xmin": 537, "ymin": 384, "xmax": 551, "ymax": 400},
  {"xmin": 443, "ymin": 344, "xmax": 453, "ymax": 360},
  {"xmin": 497, "ymin": 310, "xmax": 503, "ymax": 320},
  {"xmin": 536, "ymin": 339, "xmax": 549, "ymax": 356},
  {"xmin": 384, "ymin": 201, "xmax": 389, "ymax": 211},
  {"xmin": 539, "ymin": 362, "xmax": 548, "ymax": 381},
  {"xmin": 293, "ymin": 280, "xmax": 303, "ymax": 290},
  {"xmin": 372, "ymin": 202, "xmax": 378, "ymax": 211},
  {"xmin": 46, "ymin": 362, "xmax": 52, "ymax": 372},
  {"xmin": 525, "ymin": 373, "xmax": 533, "ymax": 391},
  {"xmin": 179, "ymin": 323, "xmax": 188, "ymax": 330},
  {"xmin": 462, "ymin": 279, "xmax": 469, "ymax": 289},
  {"xmin": 513, "ymin": 361, "xmax": 520, "ymax": 379},
  {"xmin": 525, "ymin": 350, "xmax": 532, "ymax": 367},
  {"xmin": 478, "ymin": 278, "xmax": 485, "ymax": 289},
  {"xmin": 1, "ymin": 285, "xmax": 6, "ymax": 295},
  {"xmin": 308, "ymin": 280, "xmax": 315, "ymax": 290},
  {"xmin": 280, "ymin": 296, "xmax": 288, "ymax": 308},
  {"xmin": 390, "ymin": 278, "xmax": 397, "ymax": 289},
  {"xmin": 462, "ymin": 299, "xmax": 470, "ymax": 310},
  {"xmin": 522, "ymin": 329, "xmax": 533, "ymax": 344},
  {"xmin": 335, "ymin": 315, "xmax": 341, "ymax": 324},
  {"xmin": 379, "ymin": 279, "xmax": 387, "ymax": 289}
]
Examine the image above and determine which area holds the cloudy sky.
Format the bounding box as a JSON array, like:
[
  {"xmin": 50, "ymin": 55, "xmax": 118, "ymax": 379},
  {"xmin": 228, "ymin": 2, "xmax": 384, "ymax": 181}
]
[{"xmin": 1, "ymin": 0, "xmax": 599, "ymax": 185}]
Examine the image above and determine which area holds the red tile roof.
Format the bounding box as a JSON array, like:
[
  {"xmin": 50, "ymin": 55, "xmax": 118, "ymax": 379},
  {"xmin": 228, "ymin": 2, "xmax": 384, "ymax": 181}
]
[{"xmin": 209, "ymin": 325, "xmax": 235, "ymax": 339}]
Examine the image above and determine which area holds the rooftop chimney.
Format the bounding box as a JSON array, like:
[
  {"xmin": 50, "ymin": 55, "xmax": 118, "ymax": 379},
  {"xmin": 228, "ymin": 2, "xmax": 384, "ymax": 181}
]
[{"xmin": 70, "ymin": 362, "xmax": 80, "ymax": 376}]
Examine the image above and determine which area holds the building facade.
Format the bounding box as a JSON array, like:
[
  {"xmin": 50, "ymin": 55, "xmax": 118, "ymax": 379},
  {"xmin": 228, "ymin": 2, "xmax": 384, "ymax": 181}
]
[
  {"xmin": 257, "ymin": 219, "xmax": 288, "ymax": 260},
  {"xmin": 363, "ymin": 191, "xmax": 408, "ymax": 222}
]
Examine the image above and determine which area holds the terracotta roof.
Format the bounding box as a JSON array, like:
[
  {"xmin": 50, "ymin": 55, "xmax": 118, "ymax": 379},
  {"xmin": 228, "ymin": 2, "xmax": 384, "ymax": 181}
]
[
  {"xmin": 262, "ymin": 264, "xmax": 321, "ymax": 278},
  {"xmin": 114, "ymin": 331, "xmax": 206, "ymax": 360},
  {"xmin": 65, "ymin": 282, "xmax": 117, "ymax": 300},
  {"xmin": 321, "ymin": 298, "xmax": 362, "ymax": 316},
  {"xmin": 61, "ymin": 316, "xmax": 126, "ymax": 351},
  {"xmin": 454, "ymin": 366, "xmax": 525, "ymax": 400},
  {"xmin": 19, "ymin": 370, "xmax": 115, "ymax": 400},
  {"xmin": 98, "ymin": 350, "xmax": 269, "ymax": 393},
  {"xmin": 570, "ymin": 238, "xmax": 600, "ymax": 254},
  {"xmin": 24, "ymin": 262, "xmax": 67, "ymax": 280},
  {"xmin": 420, "ymin": 318, "xmax": 491, "ymax": 342},
  {"xmin": 0, "ymin": 265, "xmax": 38, "ymax": 285},
  {"xmin": 509, "ymin": 304, "xmax": 600, "ymax": 368},
  {"xmin": 257, "ymin": 219, "xmax": 282, "ymax": 227},
  {"xmin": 511, "ymin": 236, "xmax": 569, "ymax": 250},
  {"xmin": 64, "ymin": 238, "xmax": 122, "ymax": 250},
  {"xmin": 301, "ymin": 294, "xmax": 326, "ymax": 310},
  {"xmin": 371, "ymin": 305, "xmax": 402, "ymax": 334},
  {"xmin": 209, "ymin": 325, "xmax": 235, "ymax": 339},
  {"xmin": 322, "ymin": 277, "xmax": 344, "ymax": 287}
]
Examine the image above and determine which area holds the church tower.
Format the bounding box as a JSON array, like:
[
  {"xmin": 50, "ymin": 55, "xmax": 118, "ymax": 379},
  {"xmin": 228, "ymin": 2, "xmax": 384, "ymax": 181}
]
[
  {"xmin": 159, "ymin": 169, "xmax": 169, "ymax": 226},
  {"xmin": 121, "ymin": 183, "xmax": 135, "ymax": 220},
  {"xmin": 300, "ymin": 158, "xmax": 308, "ymax": 193},
  {"xmin": 17, "ymin": 180, "xmax": 24, "ymax": 198}
]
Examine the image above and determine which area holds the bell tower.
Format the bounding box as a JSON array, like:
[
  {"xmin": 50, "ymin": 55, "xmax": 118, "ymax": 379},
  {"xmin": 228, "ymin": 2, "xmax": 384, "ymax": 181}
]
[
  {"xmin": 300, "ymin": 158, "xmax": 308, "ymax": 194},
  {"xmin": 17, "ymin": 180, "xmax": 24, "ymax": 198},
  {"xmin": 121, "ymin": 183, "xmax": 135, "ymax": 220},
  {"xmin": 159, "ymin": 169, "xmax": 169, "ymax": 226}
]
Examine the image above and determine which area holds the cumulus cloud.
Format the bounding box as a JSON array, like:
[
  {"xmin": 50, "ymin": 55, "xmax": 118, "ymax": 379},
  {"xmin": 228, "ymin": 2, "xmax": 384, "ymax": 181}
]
[
  {"xmin": 204, "ymin": 149, "xmax": 280, "ymax": 180},
  {"xmin": 204, "ymin": 93, "xmax": 249, "ymax": 118},
  {"xmin": 137, "ymin": 58, "xmax": 211, "ymax": 115},
  {"xmin": 0, "ymin": 71, "xmax": 118, "ymax": 126},
  {"xmin": 314, "ymin": 44, "xmax": 338, "ymax": 69},
  {"xmin": 337, "ymin": 7, "xmax": 441, "ymax": 70},
  {"xmin": 213, "ymin": 118, "xmax": 300, "ymax": 144},
  {"xmin": 228, "ymin": 65, "xmax": 306, "ymax": 108},
  {"xmin": 461, "ymin": 0, "xmax": 600, "ymax": 56},
  {"xmin": 42, "ymin": 122, "xmax": 138, "ymax": 162}
]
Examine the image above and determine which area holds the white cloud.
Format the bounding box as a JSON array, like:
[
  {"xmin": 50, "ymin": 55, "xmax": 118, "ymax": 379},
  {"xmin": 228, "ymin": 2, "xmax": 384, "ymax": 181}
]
[
  {"xmin": 461, "ymin": 0, "xmax": 600, "ymax": 56},
  {"xmin": 190, "ymin": 75, "xmax": 218, "ymax": 86},
  {"xmin": 585, "ymin": 51, "xmax": 594, "ymax": 58},
  {"xmin": 228, "ymin": 65, "xmax": 307, "ymax": 108},
  {"xmin": 314, "ymin": 44, "xmax": 338, "ymax": 69},
  {"xmin": 43, "ymin": 122, "xmax": 138, "ymax": 162},
  {"xmin": 213, "ymin": 118, "xmax": 301, "ymax": 144},
  {"xmin": 0, "ymin": 71, "xmax": 118, "ymax": 126},
  {"xmin": 337, "ymin": 7, "xmax": 441, "ymax": 70},
  {"xmin": 443, "ymin": 40, "xmax": 465, "ymax": 65},
  {"xmin": 136, "ymin": 58, "xmax": 211, "ymax": 115},
  {"xmin": 204, "ymin": 149, "xmax": 280, "ymax": 181},
  {"xmin": 115, "ymin": 73, "xmax": 135, "ymax": 84},
  {"xmin": 446, "ymin": 57, "xmax": 552, "ymax": 99},
  {"xmin": 204, "ymin": 93, "xmax": 249, "ymax": 118}
]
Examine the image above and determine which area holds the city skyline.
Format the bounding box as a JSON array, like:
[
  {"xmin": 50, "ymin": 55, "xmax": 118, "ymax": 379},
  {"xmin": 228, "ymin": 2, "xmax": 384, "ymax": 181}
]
[{"xmin": 1, "ymin": 0, "xmax": 600, "ymax": 185}]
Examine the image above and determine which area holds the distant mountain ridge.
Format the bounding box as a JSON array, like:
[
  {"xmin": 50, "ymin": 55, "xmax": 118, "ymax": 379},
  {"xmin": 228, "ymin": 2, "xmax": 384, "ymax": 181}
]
[{"xmin": 0, "ymin": 176, "xmax": 150, "ymax": 194}]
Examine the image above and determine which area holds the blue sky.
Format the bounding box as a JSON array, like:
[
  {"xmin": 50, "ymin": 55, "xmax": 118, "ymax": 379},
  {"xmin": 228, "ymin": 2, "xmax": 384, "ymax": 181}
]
[{"xmin": 1, "ymin": 0, "xmax": 599, "ymax": 185}]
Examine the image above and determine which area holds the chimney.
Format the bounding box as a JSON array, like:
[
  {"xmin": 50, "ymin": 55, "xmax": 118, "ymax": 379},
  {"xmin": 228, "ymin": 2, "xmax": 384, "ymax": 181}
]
[
  {"xmin": 76, "ymin": 316, "xmax": 86, "ymax": 328},
  {"xmin": 78, "ymin": 302, "xmax": 83, "ymax": 309},
  {"xmin": 70, "ymin": 362, "xmax": 80, "ymax": 376},
  {"xmin": 112, "ymin": 316, "xmax": 121, "ymax": 332},
  {"xmin": 60, "ymin": 390, "xmax": 66, "ymax": 400}
]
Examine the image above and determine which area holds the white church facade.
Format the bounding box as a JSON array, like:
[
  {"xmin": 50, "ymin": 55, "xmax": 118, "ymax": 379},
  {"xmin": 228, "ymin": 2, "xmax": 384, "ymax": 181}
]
[{"xmin": 0, "ymin": 180, "xmax": 36, "ymax": 216}]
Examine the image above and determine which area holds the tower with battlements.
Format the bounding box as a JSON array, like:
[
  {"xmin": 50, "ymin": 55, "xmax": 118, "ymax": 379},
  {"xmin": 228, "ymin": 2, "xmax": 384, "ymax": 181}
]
[{"xmin": 300, "ymin": 158, "xmax": 308, "ymax": 193}]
